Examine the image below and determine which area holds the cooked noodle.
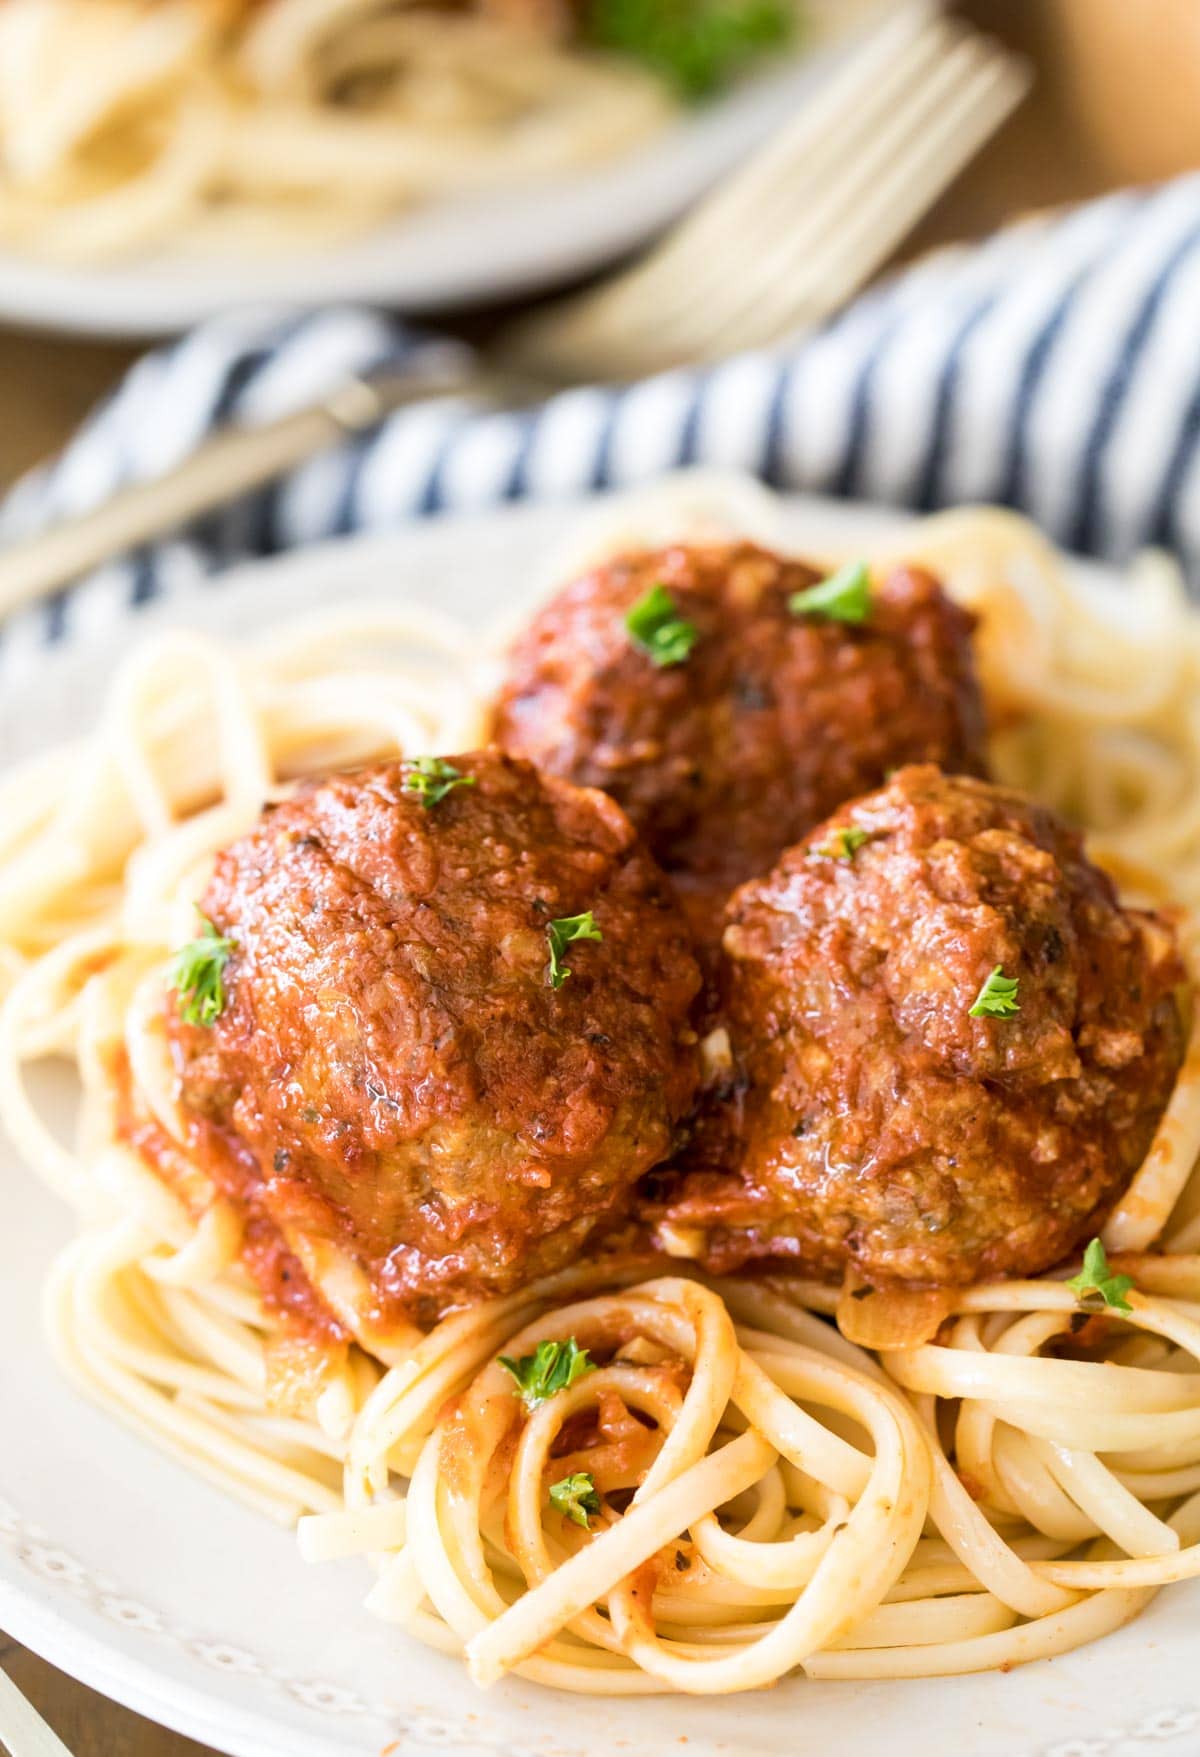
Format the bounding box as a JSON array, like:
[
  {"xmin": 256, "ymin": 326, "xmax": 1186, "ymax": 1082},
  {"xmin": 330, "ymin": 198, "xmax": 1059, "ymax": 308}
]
[
  {"xmin": 0, "ymin": 0, "xmax": 673, "ymax": 260},
  {"xmin": 4, "ymin": 479, "xmax": 1200, "ymax": 1694}
]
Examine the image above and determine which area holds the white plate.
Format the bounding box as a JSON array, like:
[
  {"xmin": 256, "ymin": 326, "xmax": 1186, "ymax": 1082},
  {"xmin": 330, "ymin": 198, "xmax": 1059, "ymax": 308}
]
[
  {"xmin": 0, "ymin": 0, "xmax": 886, "ymax": 339},
  {"xmin": 2, "ymin": 496, "xmax": 1199, "ymax": 1757}
]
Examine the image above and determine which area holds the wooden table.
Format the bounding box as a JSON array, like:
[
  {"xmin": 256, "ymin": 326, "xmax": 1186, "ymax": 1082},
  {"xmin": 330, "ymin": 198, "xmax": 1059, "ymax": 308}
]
[{"xmin": 3, "ymin": 1, "xmax": 1200, "ymax": 1750}]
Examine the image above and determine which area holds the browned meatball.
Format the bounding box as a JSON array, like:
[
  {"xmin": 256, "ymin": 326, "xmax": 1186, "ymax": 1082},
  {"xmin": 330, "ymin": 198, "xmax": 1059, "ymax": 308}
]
[
  {"xmin": 492, "ymin": 542, "xmax": 986, "ymax": 938},
  {"xmin": 649, "ymin": 765, "xmax": 1185, "ymax": 1288},
  {"xmin": 166, "ymin": 751, "xmax": 701, "ymax": 1326}
]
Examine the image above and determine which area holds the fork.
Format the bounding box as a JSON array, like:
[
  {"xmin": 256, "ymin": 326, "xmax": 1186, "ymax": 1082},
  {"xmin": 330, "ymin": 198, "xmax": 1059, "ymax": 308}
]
[
  {"xmin": 0, "ymin": 1665, "xmax": 73, "ymax": 1757},
  {"xmin": 0, "ymin": 1, "xmax": 1028, "ymax": 616},
  {"xmin": 509, "ymin": 0, "xmax": 1030, "ymax": 378}
]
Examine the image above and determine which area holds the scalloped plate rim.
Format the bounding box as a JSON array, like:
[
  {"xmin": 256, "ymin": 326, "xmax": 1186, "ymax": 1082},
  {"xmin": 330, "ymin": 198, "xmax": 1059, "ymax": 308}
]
[{"xmin": 1, "ymin": 488, "xmax": 1198, "ymax": 1757}]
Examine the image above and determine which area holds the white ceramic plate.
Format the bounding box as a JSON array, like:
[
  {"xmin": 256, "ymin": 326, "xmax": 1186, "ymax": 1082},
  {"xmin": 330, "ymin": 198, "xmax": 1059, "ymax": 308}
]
[
  {"xmin": 0, "ymin": 0, "xmax": 886, "ymax": 339},
  {"xmin": 2, "ymin": 495, "xmax": 1199, "ymax": 1757}
]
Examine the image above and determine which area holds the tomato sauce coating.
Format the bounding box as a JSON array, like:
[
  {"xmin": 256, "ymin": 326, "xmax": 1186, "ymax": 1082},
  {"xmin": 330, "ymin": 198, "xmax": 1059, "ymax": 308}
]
[
  {"xmin": 491, "ymin": 542, "xmax": 987, "ymax": 940},
  {"xmin": 164, "ymin": 752, "xmax": 701, "ymax": 1327},
  {"xmin": 649, "ymin": 766, "xmax": 1186, "ymax": 1287}
]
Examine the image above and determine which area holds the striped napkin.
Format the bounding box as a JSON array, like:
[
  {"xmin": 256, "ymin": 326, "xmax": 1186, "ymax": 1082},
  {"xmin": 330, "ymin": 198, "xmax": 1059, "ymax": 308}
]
[{"xmin": 3, "ymin": 171, "xmax": 1200, "ymax": 666}]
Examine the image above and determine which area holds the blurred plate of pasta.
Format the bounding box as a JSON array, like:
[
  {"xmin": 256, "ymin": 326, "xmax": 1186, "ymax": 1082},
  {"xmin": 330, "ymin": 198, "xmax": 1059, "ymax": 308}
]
[{"xmin": 0, "ymin": 0, "xmax": 888, "ymax": 335}]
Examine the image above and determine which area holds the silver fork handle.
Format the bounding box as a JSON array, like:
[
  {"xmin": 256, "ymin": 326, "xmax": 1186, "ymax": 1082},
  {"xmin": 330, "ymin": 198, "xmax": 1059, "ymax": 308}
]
[
  {"xmin": 0, "ymin": 357, "xmax": 538, "ymax": 619},
  {"xmin": 0, "ymin": 1666, "xmax": 74, "ymax": 1757}
]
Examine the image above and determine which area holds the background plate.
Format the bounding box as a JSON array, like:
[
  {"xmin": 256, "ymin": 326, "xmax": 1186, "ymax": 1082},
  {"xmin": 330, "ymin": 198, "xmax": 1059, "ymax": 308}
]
[
  {"xmin": 0, "ymin": 0, "xmax": 885, "ymax": 337},
  {"xmin": 2, "ymin": 492, "xmax": 1198, "ymax": 1757}
]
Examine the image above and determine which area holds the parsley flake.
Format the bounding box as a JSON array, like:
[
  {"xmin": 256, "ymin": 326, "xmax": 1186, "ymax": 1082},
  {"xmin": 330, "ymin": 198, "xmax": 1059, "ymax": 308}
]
[
  {"xmin": 788, "ymin": 560, "xmax": 872, "ymax": 625},
  {"xmin": 546, "ymin": 911, "xmax": 602, "ymax": 989},
  {"xmin": 169, "ymin": 916, "xmax": 235, "ymax": 1028},
  {"xmin": 499, "ymin": 1339, "xmax": 595, "ymax": 1409},
  {"xmin": 813, "ymin": 826, "xmax": 871, "ymax": 862},
  {"xmin": 968, "ymin": 965, "xmax": 1021, "ymax": 1019},
  {"xmin": 588, "ymin": 0, "xmax": 795, "ymax": 100},
  {"xmin": 1066, "ymin": 1238, "xmax": 1134, "ymax": 1316},
  {"xmin": 402, "ymin": 755, "xmax": 476, "ymax": 810},
  {"xmin": 625, "ymin": 584, "xmax": 698, "ymax": 668},
  {"xmin": 549, "ymin": 1471, "xmax": 602, "ymax": 1529}
]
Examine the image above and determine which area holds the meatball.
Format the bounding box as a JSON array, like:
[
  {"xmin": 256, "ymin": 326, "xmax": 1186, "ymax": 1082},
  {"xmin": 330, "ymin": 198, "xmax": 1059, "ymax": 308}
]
[
  {"xmin": 491, "ymin": 542, "xmax": 986, "ymax": 938},
  {"xmin": 167, "ymin": 751, "xmax": 701, "ymax": 1326},
  {"xmin": 649, "ymin": 765, "xmax": 1185, "ymax": 1288}
]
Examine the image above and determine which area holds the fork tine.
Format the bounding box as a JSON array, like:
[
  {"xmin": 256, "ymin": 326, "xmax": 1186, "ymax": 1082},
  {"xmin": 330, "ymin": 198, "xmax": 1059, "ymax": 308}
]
[
  {"xmin": 513, "ymin": 7, "xmax": 1027, "ymax": 381},
  {"xmin": 0, "ymin": 1668, "xmax": 74, "ymax": 1757},
  {"xmin": 755, "ymin": 62, "xmax": 1031, "ymax": 343},
  {"xmin": 605, "ymin": 14, "xmax": 967, "ymax": 329},
  {"xmin": 577, "ymin": 41, "xmax": 1024, "ymax": 377},
  {"xmin": 714, "ymin": 73, "xmax": 1026, "ymax": 355},
  {"xmin": 519, "ymin": 14, "xmax": 966, "ymax": 376},
  {"xmin": 547, "ymin": 11, "xmax": 955, "ymax": 320},
  {"xmin": 644, "ymin": 1, "xmax": 946, "ymax": 262},
  {"xmin": 636, "ymin": 35, "xmax": 1012, "ymax": 363},
  {"xmin": 682, "ymin": 45, "xmax": 1029, "ymax": 360}
]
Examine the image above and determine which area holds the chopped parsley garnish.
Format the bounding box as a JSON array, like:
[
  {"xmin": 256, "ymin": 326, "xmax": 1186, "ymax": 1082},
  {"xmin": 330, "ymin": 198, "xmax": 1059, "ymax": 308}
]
[
  {"xmin": 1066, "ymin": 1238, "xmax": 1134, "ymax": 1316},
  {"xmin": 788, "ymin": 560, "xmax": 872, "ymax": 625},
  {"xmin": 625, "ymin": 583, "xmax": 698, "ymax": 668},
  {"xmin": 168, "ymin": 916, "xmax": 235, "ymax": 1028},
  {"xmin": 587, "ymin": 0, "xmax": 795, "ymax": 100},
  {"xmin": 546, "ymin": 911, "xmax": 603, "ymax": 989},
  {"xmin": 402, "ymin": 755, "xmax": 476, "ymax": 810},
  {"xmin": 549, "ymin": 1471, "xmax": 602, "ymax": 1529},
  {"xmin": 499, "ymin": 1338, "xmax": 595, "ymax": 1409},
  {"xmin": 968, "ymin": 965, "xmax": 1021, "ymax": 1019},
  {"xmin": 813, "ymin": 826, "xmax": 871, "ymax": 862}
]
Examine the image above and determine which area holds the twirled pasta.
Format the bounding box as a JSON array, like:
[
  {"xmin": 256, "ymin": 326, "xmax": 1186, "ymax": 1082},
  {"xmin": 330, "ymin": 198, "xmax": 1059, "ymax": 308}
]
[{"xmin": 4, "ymin": 484, "xmax": 1200, "ymax": 1694}]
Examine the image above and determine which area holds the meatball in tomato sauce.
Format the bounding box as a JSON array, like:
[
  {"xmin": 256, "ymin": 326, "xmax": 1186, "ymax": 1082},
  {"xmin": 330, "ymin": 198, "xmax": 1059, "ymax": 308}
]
[
  {"xmin": 166, "ymin": 752, "xmax": 701, "ymax": 1327},
  {"xmin": 492, "ymin": 543, "xmax": 986, "ymax": 940},
  {"xmin": 650, "ymin": 765, "xmax": 1185, "ymax": 1288}
]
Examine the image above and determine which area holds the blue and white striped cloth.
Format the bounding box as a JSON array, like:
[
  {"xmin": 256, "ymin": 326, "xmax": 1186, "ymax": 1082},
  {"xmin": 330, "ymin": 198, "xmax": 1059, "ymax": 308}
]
[{"xmin": 4, "ymin": 172, "xmax": 1200, "ymax": 662}]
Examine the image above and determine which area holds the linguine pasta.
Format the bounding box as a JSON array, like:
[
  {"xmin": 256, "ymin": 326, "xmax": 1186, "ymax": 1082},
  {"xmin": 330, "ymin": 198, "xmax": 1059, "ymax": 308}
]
[
  {"xmin": 0, "ymin": 0, "xmax": 673, "ymax": 261},
  {"xmin": 4, "ymin": 483, "xmax": 1200, "ymax": 1694}
]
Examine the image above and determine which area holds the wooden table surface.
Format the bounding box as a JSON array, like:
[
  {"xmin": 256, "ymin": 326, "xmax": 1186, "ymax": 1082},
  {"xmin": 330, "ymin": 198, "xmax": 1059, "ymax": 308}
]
[{"xmin": 3, "ymin": 1, "xmax": 1200, "ymax": 1751}]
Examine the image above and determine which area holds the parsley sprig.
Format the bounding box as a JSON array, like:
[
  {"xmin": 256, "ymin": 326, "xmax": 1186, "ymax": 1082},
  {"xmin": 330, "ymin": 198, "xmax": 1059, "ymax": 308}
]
[
  {"xmin": 169, "ymin": 916, "xmax": 235, "ymax": 1028},
  {"xmin": 625, "ymin": 583, "xmax": 698, "ymax": 668},
  {"xmin": 968, "ymin": 965, "xmax": 1021, "ymax": 1019},
  {"xmin": 499, "ymin": 1339, "xmax": 595, "ymax": 1409},
  {"xmin": 788, "ymin": 560, "xmax": 872, "ymax": 625},
  {"xmin": 813, "ymin": 826, "xmax": 871, "ymax": 863},
  {"xmin": 588, "ymin": 0, "xmax": 796, "ymax": 100},
  {"xmin": 402, "ymin": 755, "xmax": 477, "ymax": 810},
  {"xmin": 1066, "ymin": 1239, "xmax": 1135, "ymax": 1316},
  {"xmin": 546, "ymin": 911, "xmax": 603, "ymax": 989},
  {"xmin": 549, "ymin": 1471, "xmax": 602, "ymax": 1530}
]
